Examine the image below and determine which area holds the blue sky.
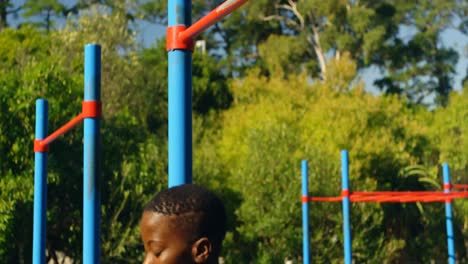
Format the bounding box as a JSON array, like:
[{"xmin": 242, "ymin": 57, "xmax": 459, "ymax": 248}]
[{"xmin": 8, "ymin": 0, "xmax": 467, "ymax": 93}]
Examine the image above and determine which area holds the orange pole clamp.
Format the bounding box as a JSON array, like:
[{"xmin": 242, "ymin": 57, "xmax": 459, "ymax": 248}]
[
  {"xmin": 82, "ymin": 101, "xmax": 102, "ymax": 118},
  {"xmin": 166, "ymin": 26, "xmax": 195, "ymax": 52},
  {"xmin": 34, "ymin": 139, "xmax": 49, "ymax": 153}
]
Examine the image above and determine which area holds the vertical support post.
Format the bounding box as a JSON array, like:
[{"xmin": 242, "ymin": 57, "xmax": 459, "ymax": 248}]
[
  {"xmin": 302, "ymin": 160, "xmax": 310, "ymax": 264},
  {"xmin": 33, "ymin": 99, "xmax": 48, "ymax": 264},
  {"xmin": 167, "ymin": 0, "xmax": 192, "ymax": 187},
  {"xmin": 341, "ymin": 150, "xmax": 352, "ymax": 264},
  {"xmin": 83, "ymin": 44, "xmax": 101, "ymax": 264},
  {"xmin": 443, "ymin": 163, "xmax": 455, "ymax": 264}
]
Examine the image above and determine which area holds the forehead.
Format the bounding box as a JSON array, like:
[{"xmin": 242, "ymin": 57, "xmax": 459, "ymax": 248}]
[
  {"xmin": 141, "ymin": 212, "xmax": 190, "ymax": 243},
  {"xmin": 141, "ymin": 212, "xmax": 177, "ymax": 236}
]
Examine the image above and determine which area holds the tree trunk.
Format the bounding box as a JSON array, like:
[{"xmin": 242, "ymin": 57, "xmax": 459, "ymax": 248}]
[
  {"xmin": 307, "ymin": 26, "xmax": 327, "ymax": 81},
  {"xmin": 0, "ymin": 0, "xmax": 8, "ymax": 31}
]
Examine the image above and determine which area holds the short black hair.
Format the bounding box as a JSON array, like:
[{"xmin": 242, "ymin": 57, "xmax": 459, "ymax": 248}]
[{"xmin": 144, "ymin": 184, "xmax": 227, "ymax": 255}]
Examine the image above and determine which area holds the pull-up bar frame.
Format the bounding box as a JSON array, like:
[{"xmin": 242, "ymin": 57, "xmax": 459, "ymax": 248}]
[
  {"xmin": 33, "ymin": 44, "xmax": 101, "ymax": 264},
  {"xmin": 301, "ymin": 150, "xmax": 467, "ymax": 264}
]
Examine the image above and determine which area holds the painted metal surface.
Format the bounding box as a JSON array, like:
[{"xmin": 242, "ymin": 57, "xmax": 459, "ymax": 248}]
[
  {"xmin": 167, "ymin": 0, "xmax": 249, "ymax": 187},
  {"xmin": 341, "ymin": 150, "xmax": 352, "ymax": 264},
  {"xmin": 33, "ymin": 99, "xmax": 48, "ymax": 264},
  {"xmin": 443, "ymin": 163, "xmax": 455, "ymax": 264},
  {"xmin": 168, "ymin": 0, "xmax": 192, "ymax": 187},
  {"xmin": 83, "ymin": 44, "xmax": 101, "ymax": 264},
  {"xmin": 302, "ymin": 160, "xmax": 310, "ymax": 264}
]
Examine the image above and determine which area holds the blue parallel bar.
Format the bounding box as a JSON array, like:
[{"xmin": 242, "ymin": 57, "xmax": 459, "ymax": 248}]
[
  {"xmin": 33, "ymin": 99, "xmax": 48, "ymax": 264},
  {"xmin": 83, "ymin": 44, "xmax": 101, "ymax": 264},
  {"xmin": 168, "ymin": 0, "xmax": 192, "ymax": 187},
  {"xmin": 302, "ymin": 160, "xmax": 310, "ymax": 264},
  {"xmin": 443, "ymin": 163, "xmax": 455, "ymax": 264},
  {"xmin": 341, "ymin": 150, "xmax": 352, "ymax": 264}
]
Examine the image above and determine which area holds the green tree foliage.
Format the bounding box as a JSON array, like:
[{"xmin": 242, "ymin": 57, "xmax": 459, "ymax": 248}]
[
  {"xmin": 0, "ymin": 2, "xmax": 234, "ymax": 261},
  {"xmin": 430, "ymin": 85, "xmax": 468, "ymax": 245},
  {"xmin": 47, "ymin": 5, "xmax": 168, "ymax": 261},
  {"xmin": 431, "ymin": 87, "xmax": 468, "ymax": 181},
  {"xmin": 245, "ymin": 1, "xmax": 394, "ymax": 79},
  {"xmin": 139, "ymin": 0, "xmax": 225, "ymax": 24},
  {"xmin": 245, "ymin": 0, "xmax": 466, "ymax": 104},
  {"xmin": 22, "ymin": 0, "xmax": 69, "ymax": 31},
  {"xmin": 214, "ymin": 56, "xmax": 466, "ymax": 262},
  {"xmin": 0, "ymin": 25, "xmax": 82, "ymax": 262},
  {"xmin": 0, "ymin": 0, "xmax": 22, "ymax": 31},
  {"xmin": 0, "ymin": 10, "xmax": 166, "ymax": 262},
  {"xmin": 139, "ymin": 0, "xmax": 282, "ymax": 78},
  {"xmin": 373, "ymin": 0, "xmax": 467, "ymax": 105},
  {"xmin": 138, "ymin": 38, "xmax": 232, "ymax": 130},
  {"xmin": 139, "ymin": 0, "xmax": 467, "ymax": 104}
]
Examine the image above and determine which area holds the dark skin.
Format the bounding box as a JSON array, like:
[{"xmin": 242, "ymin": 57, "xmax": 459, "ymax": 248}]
[{"xmin": 140, "ymin": 212, "xmax": 214, "ymax": 264}]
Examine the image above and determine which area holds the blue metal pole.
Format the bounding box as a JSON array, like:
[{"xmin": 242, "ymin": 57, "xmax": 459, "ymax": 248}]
[
  {"xmin": 443, "ymin": 163, "xmax": 455, "ymax": 264},
  {"xmin": 341, "ymin": 150, "xmax": 352, "ymax": 264},
  {"xmin": 302, "ymin": 160, "xmax": 310, "ymax": 264},
  {"xmin": 168, "ymin": 0, "xmax": 192, "ymax": 187},
  {"xmin": 83, "ymin": 44, "xmax": 101, "ymax": 264},
  {"xmin": 33, "ymin": 99, "xmax": 48, "ymax": 264}
]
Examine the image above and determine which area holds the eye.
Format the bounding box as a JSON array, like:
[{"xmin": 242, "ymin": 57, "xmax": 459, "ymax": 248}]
[
  {"xmin": 147, "ymin": 242, "xmax": 164, "ymax": 258},
  {"xmin": 151, "ymin": 247, "xmax": 164, "ymax": 258}
]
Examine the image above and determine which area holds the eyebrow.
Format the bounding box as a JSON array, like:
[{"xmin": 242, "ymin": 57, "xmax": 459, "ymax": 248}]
[
  {"xmin": 146, "ymin": 239, "xmax": 162, "ymax": 244},
  {"xmin": 146, "ymin": 241, "xmax": 166, "ymax": 253}
]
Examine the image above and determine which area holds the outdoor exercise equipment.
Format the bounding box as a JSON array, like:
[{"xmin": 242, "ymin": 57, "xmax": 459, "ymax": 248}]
[
  {"xmin": 33, "ymin": 44, "xmax": 101, "ymax": 264},
  {"xmin": 32, "ymin": 0, "xmax": 251, "ymax": 262},
  {"xmin": 301, "ymin": 150, "xmax": 468, "ymax": 264}
]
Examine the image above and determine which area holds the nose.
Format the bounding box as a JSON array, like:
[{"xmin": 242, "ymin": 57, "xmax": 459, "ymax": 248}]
[{"xmin": 143, "ymin": 254, "xmax": 153, "ymax": 264}]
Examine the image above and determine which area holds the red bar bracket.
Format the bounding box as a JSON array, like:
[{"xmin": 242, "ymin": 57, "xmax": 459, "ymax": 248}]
[
  {"xmin": 82, "ymin": 101, "xmax": 102, "ymax": 118},
  {"xmin": 342, "ymin": 190, "xmax": 350, "ymax": 197},
  {"xmin": 301, "ymin": 195, "xmax": 309, "ymax": 203},
  {"xmin": 166, "ymin": 26, "xmax": 194, "ymax": 52},
  {"xmin": 34, "ymin": 139, "xmax": 49, "ymax": 153}
]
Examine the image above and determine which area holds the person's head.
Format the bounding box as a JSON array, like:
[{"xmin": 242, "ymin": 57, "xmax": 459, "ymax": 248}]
[{"xmin": 141, "ymin": 184, "xmax": 227, "ymax": 264}]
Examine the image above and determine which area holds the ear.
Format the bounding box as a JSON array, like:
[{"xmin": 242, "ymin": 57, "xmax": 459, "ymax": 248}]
[{"xmin": 191, "ymin": 237, "xmax": 212, "ymax": 263}]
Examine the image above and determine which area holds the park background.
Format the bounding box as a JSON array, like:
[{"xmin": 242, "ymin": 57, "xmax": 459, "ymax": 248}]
[{"xmin": 0, "ymin": 0, "xmax": 467, "ymax": 263}]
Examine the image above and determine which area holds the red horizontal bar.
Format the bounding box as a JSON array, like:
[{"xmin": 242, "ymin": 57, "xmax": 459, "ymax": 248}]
[
  {"xmin": 352, "ymin": 191, "xmax": 444, "ymax": 196},
  {"xmin": 179, "ymin": 0, "xmax": 249, "ymax": 42},
  {"xmin": 41, "ymin": 113, "xmax": 84, "ymax": 146},
  {"xmin": 308, "ymin": 191, "xmax": 468, "ymax": 203},
  {"xmin": 351, "ymin": 192, "xmax": 467, "ymax": 203},
  {"xmin": 452, "ymin": 184, "xmax": 468, "ymax": 190},
  {"xmin": 310, "ymin": 196, "xmax": 342, "ymax": 202}
]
